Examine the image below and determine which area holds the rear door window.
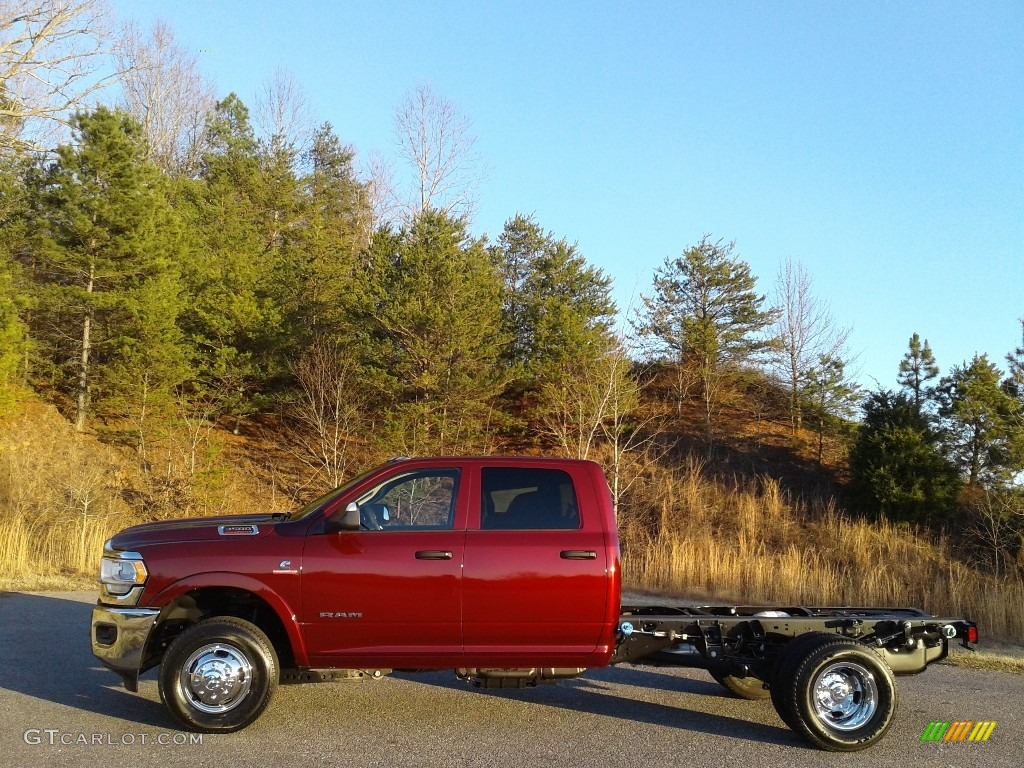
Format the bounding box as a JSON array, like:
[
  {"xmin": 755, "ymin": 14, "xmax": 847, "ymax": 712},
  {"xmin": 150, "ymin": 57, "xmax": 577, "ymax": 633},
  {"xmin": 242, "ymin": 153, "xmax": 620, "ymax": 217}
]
[{"xmin": 480, "ymin": 467, "xmax": 580, "ymax": 530}]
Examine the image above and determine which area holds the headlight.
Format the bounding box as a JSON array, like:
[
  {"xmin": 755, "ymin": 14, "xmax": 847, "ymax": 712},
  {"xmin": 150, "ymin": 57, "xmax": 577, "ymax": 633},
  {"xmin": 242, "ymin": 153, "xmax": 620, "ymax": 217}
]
[{"xmin": 99, "ymin": 550, "xmax": 148, "ymax": 600}]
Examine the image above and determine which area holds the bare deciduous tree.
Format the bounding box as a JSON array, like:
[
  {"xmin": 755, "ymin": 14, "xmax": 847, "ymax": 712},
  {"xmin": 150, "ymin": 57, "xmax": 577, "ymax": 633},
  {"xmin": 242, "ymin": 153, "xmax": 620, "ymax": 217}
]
[
  {"xmin": 771, "ymin": 257, "xmax": 851, "ymax": 433},
  {"xmin": 61, "ymin": 443, "xmax": 108, "ymax": 570},
  {"xmin": 254, "ymin": 67, "xmax": 313, "ymax": 156},
  {"xmin": 287, "ymin": 340, "xmax": 365, "ymax": 490},
  {"xmin": 113, "ymin": 18, "xmax": 215, "ymax": 176},
  {"xmin": 540, "ymin": 360, "xmax": 610, "ymax": 462},
  {"xmin": 365, "ymin": 149, "xmax": 400, "ymax": 231},
  {"xmin": 965, "ymin": 490, "xmax": 1023, "ymax": 578},
  {"xmin": 597, "ymin": 349, "xmax": 668, "ymax": 517},
  {"xmin": 540, "ymin": 337, "xmax": 666, "ymax": 515},
  {"xmin": 174, "ymin": 385, "xmax": 225, "ymax": 480},
  {"xmin": 392, "ymin": 83, "xmax": 482, "ymax": 222},
  {"xmin": 0, "ymin": 0, "xmax": 114, "ymax": 152}
]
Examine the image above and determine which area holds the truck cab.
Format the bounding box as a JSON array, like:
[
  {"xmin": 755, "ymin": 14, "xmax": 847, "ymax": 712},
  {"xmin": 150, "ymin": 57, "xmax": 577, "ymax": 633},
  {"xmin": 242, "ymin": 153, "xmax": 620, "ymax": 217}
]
[{"xmin": 299, "ymin": 457, "xmax": 621, "ymax": 669}]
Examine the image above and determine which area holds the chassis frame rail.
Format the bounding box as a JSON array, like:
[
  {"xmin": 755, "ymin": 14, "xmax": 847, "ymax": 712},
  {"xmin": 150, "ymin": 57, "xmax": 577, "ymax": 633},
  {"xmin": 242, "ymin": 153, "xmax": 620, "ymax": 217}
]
[{"xmin": 614, "ymin": 604, "xmax": 977, "ymax": 676}]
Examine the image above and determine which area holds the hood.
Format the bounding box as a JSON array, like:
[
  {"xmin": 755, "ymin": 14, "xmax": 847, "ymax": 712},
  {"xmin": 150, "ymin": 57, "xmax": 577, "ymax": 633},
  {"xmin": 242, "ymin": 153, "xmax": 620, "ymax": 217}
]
[{"xmin": 108, "ymin": 512, "xmax": 289, "ymax": 550}]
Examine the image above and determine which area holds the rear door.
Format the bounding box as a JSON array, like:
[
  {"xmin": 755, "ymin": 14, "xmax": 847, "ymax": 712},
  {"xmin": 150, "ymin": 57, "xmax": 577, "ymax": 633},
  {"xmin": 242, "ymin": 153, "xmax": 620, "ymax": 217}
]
[
  {"xmin": 301, "ymin": 465, "xmax": 466, "ymax": 667},
  {"xmin": 461, "ymin": 463, "xmax": 611, "ymax": 664}
]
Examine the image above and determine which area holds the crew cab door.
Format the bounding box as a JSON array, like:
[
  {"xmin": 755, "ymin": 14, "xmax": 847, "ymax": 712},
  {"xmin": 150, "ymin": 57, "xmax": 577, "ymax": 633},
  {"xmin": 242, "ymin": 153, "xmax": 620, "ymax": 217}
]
[
  {"xmin": 461, "ymin": 464, "xmax": 611, "ymax": 665},
  {"xmin": 301, "ymin": 466, "xmax": 466, "ymax": 667}
]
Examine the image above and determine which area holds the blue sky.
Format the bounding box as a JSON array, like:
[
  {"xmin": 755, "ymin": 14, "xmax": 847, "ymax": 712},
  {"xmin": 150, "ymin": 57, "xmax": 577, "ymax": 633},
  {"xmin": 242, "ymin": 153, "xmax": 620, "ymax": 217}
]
[{"xmin": 111, "ymin": 0, "xmax": 1023, "ymax": 391}]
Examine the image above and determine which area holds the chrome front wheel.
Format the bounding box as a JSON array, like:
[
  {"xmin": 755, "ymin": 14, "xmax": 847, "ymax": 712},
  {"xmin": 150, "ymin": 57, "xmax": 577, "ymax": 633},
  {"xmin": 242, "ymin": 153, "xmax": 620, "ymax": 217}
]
[
  {"xmin": 159, "ymin": 617, "xmax": 278, "ymax": 732},
  {"xmin": 179, "ymin": 643, "xmax": 254, "ymax": 714}
]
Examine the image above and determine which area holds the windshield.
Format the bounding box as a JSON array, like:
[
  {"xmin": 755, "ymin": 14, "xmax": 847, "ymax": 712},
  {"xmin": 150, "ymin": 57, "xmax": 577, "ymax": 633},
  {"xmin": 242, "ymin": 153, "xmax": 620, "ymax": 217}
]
[{"xmin": 286, "ymin": 466, "xmax": 380, "ymax": 522}]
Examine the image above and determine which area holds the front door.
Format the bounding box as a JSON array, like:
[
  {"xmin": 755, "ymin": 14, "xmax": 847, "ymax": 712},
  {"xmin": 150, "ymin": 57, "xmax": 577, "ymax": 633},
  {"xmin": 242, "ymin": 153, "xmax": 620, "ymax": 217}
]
[{"xmin": 301, "ymin": 467, "xmax": 466, "ymax": 668}]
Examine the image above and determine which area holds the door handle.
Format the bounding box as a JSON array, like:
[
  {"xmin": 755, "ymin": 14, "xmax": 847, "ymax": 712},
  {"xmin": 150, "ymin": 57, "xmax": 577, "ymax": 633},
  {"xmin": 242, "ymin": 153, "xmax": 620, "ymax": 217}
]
[
  {"xmin": 415, "ymin": 550, "xmax": 453, "ymax": 560},
  {"xmin": 560, "ymin": 550, "xmax": 597, "ymax": 560}
]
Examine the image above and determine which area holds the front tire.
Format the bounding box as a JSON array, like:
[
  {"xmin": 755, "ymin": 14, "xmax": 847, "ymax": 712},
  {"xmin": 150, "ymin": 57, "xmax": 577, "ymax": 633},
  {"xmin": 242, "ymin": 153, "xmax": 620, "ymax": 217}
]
[
  {"xmin": 770, "ymin": 633, "xmax": 897, "ymax": 751},
  {"xmin": 159, "ymin": 617, "xmax": 279, "ymax": 733}
]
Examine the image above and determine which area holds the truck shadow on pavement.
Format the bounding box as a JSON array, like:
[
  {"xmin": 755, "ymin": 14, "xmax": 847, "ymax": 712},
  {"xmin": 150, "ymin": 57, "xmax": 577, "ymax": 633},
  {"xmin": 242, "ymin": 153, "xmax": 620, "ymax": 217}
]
[
  {"xmin": 395, "ymin": 666, "xmax": 803, "ymax": 748},
  {"xmin": 0, "ymin": 592, "xmax": 178, "ymax": 729}
]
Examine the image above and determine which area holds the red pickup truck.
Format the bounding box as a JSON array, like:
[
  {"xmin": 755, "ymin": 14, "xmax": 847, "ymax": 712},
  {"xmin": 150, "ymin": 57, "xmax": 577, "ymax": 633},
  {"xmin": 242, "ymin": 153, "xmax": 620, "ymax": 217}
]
[{"xmin": 92, "ymin": 456, "xmax": 977, "ymax": 752}]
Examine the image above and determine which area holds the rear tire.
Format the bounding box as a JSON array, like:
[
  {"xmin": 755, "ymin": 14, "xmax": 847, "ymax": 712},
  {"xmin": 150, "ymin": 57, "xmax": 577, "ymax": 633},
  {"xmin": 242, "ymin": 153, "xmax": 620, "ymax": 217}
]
[
  {"xmin": 770, "ymin": 633, "xmax": 897, "ymax": 752},
  {"xmin": 770, "ymin": 632, "xmax": 836, "ymax": 731},
  {"xmin": 709, "ymin": 669, "xmax": 770, "ymax": 700},
  {"xmin": 159, "ymin": 617, "xmax": 279, "ymax": 733}
]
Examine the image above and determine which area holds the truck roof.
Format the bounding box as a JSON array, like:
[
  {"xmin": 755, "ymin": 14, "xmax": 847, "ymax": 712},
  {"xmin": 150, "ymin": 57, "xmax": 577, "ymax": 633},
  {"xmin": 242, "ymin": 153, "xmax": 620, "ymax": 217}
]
[{"xmin": 383, "ymin": 455, "xmax": 604, "ymax": 468}]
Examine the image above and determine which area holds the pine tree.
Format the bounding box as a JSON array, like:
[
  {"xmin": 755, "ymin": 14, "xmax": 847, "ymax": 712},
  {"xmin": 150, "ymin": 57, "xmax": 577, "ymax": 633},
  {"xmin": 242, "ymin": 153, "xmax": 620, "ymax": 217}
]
[
  {"xmin": 277, "ymin": 122, "xmax": 371, "ymax": 353},
  {"xmin": 490, "ymin": 214, "xmax": 616, "ymax": 416},
  {"xmin": 180, "ymin": 94, "xmax": 285, "ymax": 427},
  {"xmin": 0, "ymin": 254, "xmax": 28, "ymax": 412},
  {"xmin": 849, "ymin": 390, "xmax": 960, "ymax": 523},
  {"xmin": 1006, "ymin": 318, "xmax": 1024, "ymax": 408},
  {"xmin": 938, "ymin": 354, "xmax": 1024, "ymax": 487},
  {"xmin": 802, "ymin": 355, "xmax": 860, "ymax": 464},
  {"xmin": 897, "ymin": 333, "xmax": 940, "ymax": 415},
  {"xmin": 349, "ymin": 210, "xmax": 509, "ymax": 454},
  {"xmin": 636, "ymin": 235, "xmax": 777, "ymax": 441},
  {"xmin": 0, "ymin": 154, "xmax": 31, "ymax": 412},
  {"xmin": 492, "ymin": 214, "xmax": 550, "ymax": 372},
  {"xmin": 25, "ymin": 107, "xmax": 187, "ymax": 434}
]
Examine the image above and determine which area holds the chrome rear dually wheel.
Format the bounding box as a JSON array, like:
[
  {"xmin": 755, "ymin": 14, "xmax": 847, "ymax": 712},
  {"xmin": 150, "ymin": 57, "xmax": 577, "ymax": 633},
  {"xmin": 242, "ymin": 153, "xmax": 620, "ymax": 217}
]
[
  {"xmin": 770, "ymin": 632, "xmax": 897, "ymax": 751},
  {"xmin": 810, "ymin": 660, "xmax": 878, "ymax": 731}
]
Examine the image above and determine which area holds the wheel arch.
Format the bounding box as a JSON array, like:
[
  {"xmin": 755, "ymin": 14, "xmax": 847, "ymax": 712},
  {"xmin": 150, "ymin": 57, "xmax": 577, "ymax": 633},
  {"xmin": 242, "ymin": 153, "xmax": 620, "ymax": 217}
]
[{"xmin": 143, "ymin": 575, "xmax": 307, "ymax": 673}]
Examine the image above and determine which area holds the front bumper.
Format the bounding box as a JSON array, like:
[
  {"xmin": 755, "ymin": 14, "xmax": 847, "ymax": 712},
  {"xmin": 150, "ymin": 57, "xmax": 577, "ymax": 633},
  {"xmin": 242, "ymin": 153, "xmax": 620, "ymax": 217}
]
[{"xmin": 91, "ymin": 605, "xmax": 160, "ymax": 692}]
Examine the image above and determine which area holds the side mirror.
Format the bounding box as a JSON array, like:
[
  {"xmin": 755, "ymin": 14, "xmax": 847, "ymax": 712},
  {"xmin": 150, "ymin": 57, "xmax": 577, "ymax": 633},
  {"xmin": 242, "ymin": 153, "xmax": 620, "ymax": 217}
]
[{"xmin": 327, "ymin": 502, "xmax": 361, "ymax": 532}]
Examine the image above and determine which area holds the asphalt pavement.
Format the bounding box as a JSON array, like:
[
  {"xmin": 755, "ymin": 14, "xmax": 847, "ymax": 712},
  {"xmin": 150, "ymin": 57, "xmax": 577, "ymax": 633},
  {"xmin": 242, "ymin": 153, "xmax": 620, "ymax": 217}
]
[{"xmin": 1, "ymin": 591, "xmax": 1020, "ymax": 768}]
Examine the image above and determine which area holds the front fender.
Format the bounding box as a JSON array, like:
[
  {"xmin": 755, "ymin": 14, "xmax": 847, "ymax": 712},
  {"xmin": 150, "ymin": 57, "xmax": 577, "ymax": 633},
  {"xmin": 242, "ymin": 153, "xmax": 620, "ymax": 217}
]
[{"xmin": 147, "ymin": 572, "xmax": 310, "ymax": 668}]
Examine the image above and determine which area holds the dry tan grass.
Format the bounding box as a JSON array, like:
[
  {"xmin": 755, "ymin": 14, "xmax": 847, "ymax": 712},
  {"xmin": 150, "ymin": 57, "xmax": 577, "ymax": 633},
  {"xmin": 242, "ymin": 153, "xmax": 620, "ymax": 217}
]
[
  {"xmin": 0, "ymin": 572, "xmax": 96, "ymax": 592},
  {"xmin": 0, "ymin": 402, "xmax": 266, "ymax": 584},
  {"xmin": 620, "ymin": 463, "xmax": 1024, "ymax": 643},
  {"xmin": 0, "ymin": 512, "xmax": 126, "ymax": 580},
  {"xmin": 0, "ymin": 404, "xmax": 131, "ymax": 581},
  {"xmin": 946, "ymin": 649, "xmax": 1024, "ymax": 675}
]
